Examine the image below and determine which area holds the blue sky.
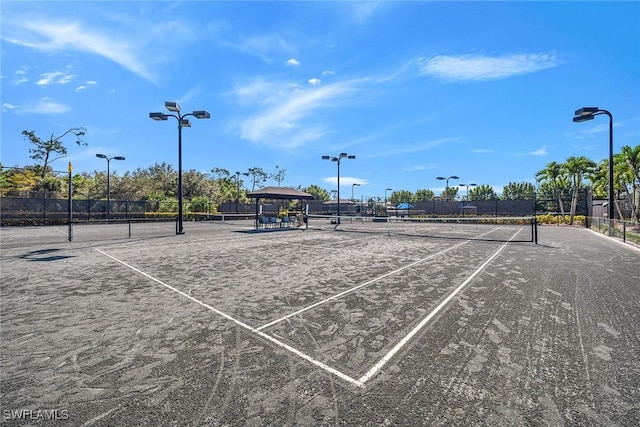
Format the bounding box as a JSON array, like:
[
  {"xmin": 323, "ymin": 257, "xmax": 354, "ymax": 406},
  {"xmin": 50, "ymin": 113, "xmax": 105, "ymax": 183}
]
[{"xmin": 1, "ymin": 1, "xmax": 639, "ymax": 198}]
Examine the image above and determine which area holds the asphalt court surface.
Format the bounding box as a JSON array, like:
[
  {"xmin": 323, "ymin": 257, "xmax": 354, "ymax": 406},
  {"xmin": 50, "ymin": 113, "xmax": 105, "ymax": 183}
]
[
  {"xmin": 91, "ymin": 223, "xmax": 523, "ymax": 381},
  {"xmin": 1, "ymin": 221, "xmax": 639, "ymax": 425}
]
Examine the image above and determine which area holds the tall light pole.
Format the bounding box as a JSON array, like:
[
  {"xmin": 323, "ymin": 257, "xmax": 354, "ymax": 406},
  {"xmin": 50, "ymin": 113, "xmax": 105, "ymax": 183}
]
[
  {"xmin": 437, "ymin": 175, "xmax": 459, "ymax": 201},
  {"xmin": 322, "ymin": 153, "xmax": 356, "ymax": 223},
  {"xmin": 96, "ymin": 154, "xmax": 125, "ymax": 219},
  {"xmin": 352, "ymin": 183, "xmax": 361, "ymax": 215},
  {"xmin": 150, "ymin": 101, "xmax": 210, "ymax": 234},
  {"xmin": 351, "ymin": 183, "xmax": 360, "ymax": 201},
  {"xmin": 235, "ymin": 171, "xmax": 249, "ymax": 213},
  {"xmin": 573, "ymin": 107, "xmax": 614, "ymax": 235},
  {"xmin": 385, "ymin": 188, "xmax": 392, "ymax": 216},
  {"xmin": 458, "ymin": 183, "xmax": 476, "ymax": 217}
]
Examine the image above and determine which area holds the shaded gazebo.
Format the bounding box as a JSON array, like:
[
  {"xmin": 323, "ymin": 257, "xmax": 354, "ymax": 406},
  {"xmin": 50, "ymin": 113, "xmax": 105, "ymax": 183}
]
[{"xmin": 247, "ymin": 186, "xmax": 315, "ymax": 229}]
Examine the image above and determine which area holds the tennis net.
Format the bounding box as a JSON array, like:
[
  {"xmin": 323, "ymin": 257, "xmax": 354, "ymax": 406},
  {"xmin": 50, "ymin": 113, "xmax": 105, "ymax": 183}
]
[{"xmin": 305, "ymin": 214, "xmax": 538, "ymax": 243}]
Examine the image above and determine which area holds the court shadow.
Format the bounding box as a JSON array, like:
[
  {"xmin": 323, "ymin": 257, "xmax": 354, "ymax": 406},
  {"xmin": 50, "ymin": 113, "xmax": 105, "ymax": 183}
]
[
  {"xmin": 19, "ymin": 248, "xmax": 75, "ymax": 262},
  {"xmin": 235, "ymin": 228, "xmax": 303, "ymax": 234}
]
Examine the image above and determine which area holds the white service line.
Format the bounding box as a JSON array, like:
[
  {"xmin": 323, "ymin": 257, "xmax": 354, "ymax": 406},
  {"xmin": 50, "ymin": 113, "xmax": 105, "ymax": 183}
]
[
  {"xmin": 93, "ymin": 248, "xmax": 365, "ymax": 388},
  {"xmin": 258, "ymin": 240, "xmax": 468, "ymax": 331},
  {"xmin": 357, "ymin": 229, "xmax": 521, "ymax": 384},
  {"xmin": 256, "ymin": 227, "xmax": 504, "ymax": 331}
]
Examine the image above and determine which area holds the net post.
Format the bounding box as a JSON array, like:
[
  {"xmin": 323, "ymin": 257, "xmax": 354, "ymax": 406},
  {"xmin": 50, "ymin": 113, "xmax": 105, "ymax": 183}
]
[
  {"xmin": 128, "ymin": 220, "xmax": 132, "ymax": 238},
  {"xmin": 533, "ymin": 216, "xmax": 538, "ymax": 244},
  {"xmin": 305, "ymin": 204, "xmax": 309, "ymax": 230},
  {"xmin": 68, "ymin": 166, "xmax": 73, "ymax": 242}
]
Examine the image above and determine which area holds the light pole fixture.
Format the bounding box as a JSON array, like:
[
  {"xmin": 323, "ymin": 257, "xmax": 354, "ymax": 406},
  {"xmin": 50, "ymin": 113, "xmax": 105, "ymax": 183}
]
[
  {"xmin": 384, "ymin": 188, "xmax": 393, "ymax": 216},
  {"xmin": 234, "ymin": 171, "xmax": 249, "ymax": 213},
  {"xmin": 351, "ymin": 183, "xmax": 361, "ymax": 201},
  {"xmin": 322, "ymin": 152, "xmax": 356, "ymax": 223},
  {"xmin": 96, "ymin": 153, "xmax": 125, "ymax": 219},
  {"xmin": 150, "ymin": 101, "xmax": 210, "ymax": 234},
  {"xmin": 573, "ymin": 107, "xmax": 614, "ymax": 234},
  {"xmin": 437, "ymin": 175, "xmax": 459, "ymax": 201},
  {"xmin": 458, "ymin": 183, "xmax": 476, "ymax": 217}
]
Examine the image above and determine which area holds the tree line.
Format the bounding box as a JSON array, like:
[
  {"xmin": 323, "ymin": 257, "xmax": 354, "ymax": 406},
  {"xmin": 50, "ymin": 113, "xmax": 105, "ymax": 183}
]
[{"xmin": 1, "ymin": 127, "xmax": 639, "ymax": 222}]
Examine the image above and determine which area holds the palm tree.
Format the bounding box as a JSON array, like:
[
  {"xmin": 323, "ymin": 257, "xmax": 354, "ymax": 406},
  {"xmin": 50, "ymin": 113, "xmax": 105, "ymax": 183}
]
[
  {"xmin": 619, "ymin": 145, "xmax": 640, "ymax": 221},
  {"xmin": 563, "ymin": 156, "xmax": 596, "ymax": 224},
  {"xmin": 536, "ymin": 161, "xmax": 567, "ymax": 216}
]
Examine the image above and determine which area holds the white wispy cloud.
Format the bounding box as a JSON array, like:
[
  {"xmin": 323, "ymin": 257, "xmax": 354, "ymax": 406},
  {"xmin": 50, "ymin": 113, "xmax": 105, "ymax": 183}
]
[
  {"xmin": 2, "ymin": 18, "xmax": 157, "ymax": 82},
  {"xmin": 14, "ymin": 68, "xmax": 28, "ymax": 84},
  {"xmin": 322, "ymin": 70, "xmax": 335, "ymax": 76},
  {"xmin": 323, "ymin": 176, "xmax": 368, "ymax": 187},
  {"xmin": 2, "ymin": 103, "xmax": 19, "ymax": 112},
  {"xmin": 22, "ymin": 97, "xmax": 69, "ymax": 114},
  {"xmin": 308, "ymin": 78, "xmax": 321, "ymax": 86},
  {"xmin": 515, "ymin": 146, "xmax": 548, "ymax": 156},
  {"xmin": 225, "ymin": 33, "xmax": 294, "ymax": 62},
  {"xmin": 419, "ymin": 53, "xmax": 558, "ymax": 81},
  {"xmin": 403, "ymin": 165, "xmax": 431, "ymax": 172},
  {"xmin": 286, "ymin": 58, "xmax": 300, "ymax": 66},
  {"xmin": 76, "ymin": 80, "xmax": 97, "ymax": 91},
  {"xmin": 233, "ymin": 78, "xmax": 358, "ymax": 149},
  {"xmin": 36, "ymin": 71, "xmax": 75, "ymax": 86},
  {"xmin": 350, "ymin": 1, "xmax": 386, "ymax": 24}
]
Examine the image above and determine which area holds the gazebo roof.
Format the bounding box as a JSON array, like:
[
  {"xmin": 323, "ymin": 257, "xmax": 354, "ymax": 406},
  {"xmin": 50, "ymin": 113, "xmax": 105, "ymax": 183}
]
[{"xmin": 247, "ymin": 186, "xmax": 315, "ymax": 200}]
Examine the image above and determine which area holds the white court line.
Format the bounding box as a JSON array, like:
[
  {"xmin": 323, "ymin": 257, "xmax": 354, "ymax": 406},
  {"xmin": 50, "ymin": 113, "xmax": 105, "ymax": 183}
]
[
  {"xmin": 357, "ymin": 229, "xmax": 521, "ymax": 384},
  {"xmin": 256, "ymin": 227, "xmax": 504, "ymax": 331},
  {"xmin": 93, "ymin": 248, "xmax": 365, "ymax": 388}
]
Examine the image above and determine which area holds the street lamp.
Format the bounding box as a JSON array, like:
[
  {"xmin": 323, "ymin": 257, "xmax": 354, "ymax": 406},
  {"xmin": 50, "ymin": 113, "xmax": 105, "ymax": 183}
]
[
  {"xmin": 96, "ymin": 153, "xmax": 125, "ymax": 219},
  {"xmin": 385, "ymin": 188, "xmax": 392, "ymax": 216},
  {"xmin": 235, "ymin": 171, "xmax": 249, "ymax": 213},
  {"xmin": 150, "ymin": 101, "xmax": 210, "ymax": 234},
  {"xmin": 385, "ymin": 188, "xmax": 392, "ymax": 202},
  {"xmin": 573, "ymin": 107, "xmax": 614, "ymax": 235},
  {"xmin": 437, "ymin": 175, "xmax": 459, "ymax": 201},
  {"xmin": 351, "ymin": 183, "xmax": 360, "ymax": 201},
  {"xmin": 458, "ymin": 183, "xmax": 476, "ymax": 217},
  {"xmin": 322, "ymin": 152, "xmax": 356, "ymax": 223}
]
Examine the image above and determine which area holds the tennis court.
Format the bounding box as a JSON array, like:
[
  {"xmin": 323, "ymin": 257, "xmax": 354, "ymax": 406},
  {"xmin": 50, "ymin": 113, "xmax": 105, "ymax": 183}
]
[{"xmin": 1, "ymin": 218, "xmax": 638, "ymax": 425}]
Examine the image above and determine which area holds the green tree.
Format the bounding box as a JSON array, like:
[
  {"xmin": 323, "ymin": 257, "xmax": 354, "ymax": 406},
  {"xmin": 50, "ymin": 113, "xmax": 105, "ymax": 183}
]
[
  {"xmin": 182, "ymin": 170, "xmax": 214, "ymax": 200},
  {"xmin": 22, "ymin": 128, "xmax": 86, "ymax": 178},
  {"xmin": 536, "ymin": 161, "xmax": 568, "ymax": 215},
  {"xmin": 563, "ymin": 156, "xmax": 596, "ymax": 224},
  {"xmin": 389, "ymin": 190, "xmax": 412, "ymax": 206},
  {"xmin": 441, "ymin": 186, "xmax": 458, "ymax": 201},
  {"xmin": 211, "ymin": 168, "xmax": 236, "ymax": 202},
  {"xmin": 246, "ymin": 167, "xmax": 268, "ymax": 191},
  {"xmin": 468, "ymin": 184, "xmax": 496, "ymax": 201},
  {"xmin": 501, "ymin": 182, "xmax": 536, "ymax": 200},
  {"xmin": 619, "ymin": 145, "xmax": 640, "ymax": 221},
  {"xmin": 302, "ymin": 185, "xmax": 329, "ymax": 201},
  {"xmin": 413, "ymin": 189, "xmax": 435, "ymax": 202},
  {"xmin": 0, "ymin": 167, "xmax": 39, "ymax": 197},
  {"xmin": 270, "ymin": 165, "xmax": 286, "ymax": 187}
]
